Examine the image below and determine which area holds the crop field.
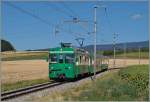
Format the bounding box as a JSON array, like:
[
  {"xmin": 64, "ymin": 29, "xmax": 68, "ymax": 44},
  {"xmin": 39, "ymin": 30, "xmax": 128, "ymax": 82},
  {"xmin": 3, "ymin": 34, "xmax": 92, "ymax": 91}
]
[
  {"xmin": 34, "ymin": 65, "xmax": 148, "ymax": 101},
  {"xmin": 108, "ymin": 58, "xmax": 149, "ymax": 68},
  {"xmin": 1, "ymin": 51, "xmax": 148, "ymax": 93},
  {"xmin": 116, "ymin": 52, "xmax": 149, "ymax": 59},
  {"xmin": 1, "ymin": 51, "xmax": 48, "ymax": 61},
  {"xmin": 1, "ymin": 60, "xmax": 49, "ymax": 84},
  {"xmin": 1, "ymin": 58, "xmax": 148, "ymax": 84}
]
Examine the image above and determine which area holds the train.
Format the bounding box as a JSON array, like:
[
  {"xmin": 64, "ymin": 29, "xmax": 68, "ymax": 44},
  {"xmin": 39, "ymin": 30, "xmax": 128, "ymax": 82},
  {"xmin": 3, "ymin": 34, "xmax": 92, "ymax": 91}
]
[{"xmin": 48, "ymin": 43, "xmax": 109, "ymax": 80}]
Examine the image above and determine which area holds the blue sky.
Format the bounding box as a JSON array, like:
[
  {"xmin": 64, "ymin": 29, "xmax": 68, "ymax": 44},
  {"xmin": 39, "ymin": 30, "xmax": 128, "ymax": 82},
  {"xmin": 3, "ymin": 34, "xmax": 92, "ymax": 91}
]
[{"xmin": 2, "ymin": 1, "xmax": 148, "ymax": 51}]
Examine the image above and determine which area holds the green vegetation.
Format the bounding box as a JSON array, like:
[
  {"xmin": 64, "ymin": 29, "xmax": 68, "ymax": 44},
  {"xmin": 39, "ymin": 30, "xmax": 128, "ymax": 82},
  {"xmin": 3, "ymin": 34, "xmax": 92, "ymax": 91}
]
[
  {"xmin": 1, "ymin": 78, "xmax": 49, "ymax": 92},
  {"xmin": 69, "ymin": 65, "xmax": 149, "ymax": 101},
  {"xmin": 116, "ymin": 52, "xmax": 149, "ymax": 59},
  {"xmin": 42, "ymin": 65, "xmax": 148, "ymax": 101},
  {"xmin": 2, "ymin": 52, "xmax": 48, "ymax": 61},
  {"xmin": 1, "ymin": 39, "xmax": 15, "ymax": 52},
  {"xmin": 102, "ymin": 50, "xmax": 149, "ymax": 59}
]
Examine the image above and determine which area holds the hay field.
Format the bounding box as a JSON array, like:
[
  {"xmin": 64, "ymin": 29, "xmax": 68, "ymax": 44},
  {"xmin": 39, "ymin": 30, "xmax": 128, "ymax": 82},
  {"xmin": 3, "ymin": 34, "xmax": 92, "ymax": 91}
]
[
  {"xmin": 108, "ymin": 58, "xmax": 149, "ymax": 68},
  {"xmin": 1, "ymin": 60, "xmax": 49, "ymax": 84},
  {"xmin": 1, "ymin": 51, "xmax": 48, "ymax": 61},
  {"xmin": 1, "ymin": 58, "xmax": 148, "ymax": 84}
]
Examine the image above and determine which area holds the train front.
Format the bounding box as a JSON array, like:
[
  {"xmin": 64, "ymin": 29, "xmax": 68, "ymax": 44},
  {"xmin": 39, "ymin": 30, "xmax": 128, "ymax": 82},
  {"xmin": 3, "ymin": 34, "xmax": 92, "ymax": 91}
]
[{"xmin": 48, "ymin": 43, "xmax": 75, "ymax": 80}]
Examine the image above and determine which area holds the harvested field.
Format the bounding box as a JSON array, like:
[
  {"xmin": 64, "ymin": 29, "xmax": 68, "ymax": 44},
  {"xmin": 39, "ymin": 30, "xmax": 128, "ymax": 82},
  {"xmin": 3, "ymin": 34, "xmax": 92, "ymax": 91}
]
[
  {"xmin": 1, "ymin": 59, "xmax": 149, "ymax": 84},
  {"xmin": 1, "ymin": 60, "xmax": 48, "ymax": 84},
  {"xmin": 108, "ymin": 59, "xmax": 149, "ymax": 68},
  {"xmin": 1, "ymin": 51, "xmax": 48, "ymax": 61}
]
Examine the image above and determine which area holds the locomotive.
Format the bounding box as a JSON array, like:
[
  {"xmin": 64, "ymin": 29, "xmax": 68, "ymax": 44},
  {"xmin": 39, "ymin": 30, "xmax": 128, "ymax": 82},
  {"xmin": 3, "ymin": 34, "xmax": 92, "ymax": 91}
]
[{"xmin": 48, "ymin": 43, "xmax": 108, "ymax": 80}]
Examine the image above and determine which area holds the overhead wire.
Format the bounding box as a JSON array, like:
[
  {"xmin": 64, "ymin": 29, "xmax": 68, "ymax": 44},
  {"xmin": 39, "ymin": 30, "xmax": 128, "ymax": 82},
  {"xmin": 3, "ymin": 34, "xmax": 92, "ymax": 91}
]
[
  {"xmin": 6, "ymin": 2, "xmax": 53, "ymax": 26},
  {"xmin": 61, "ymin": 2, "xmax": 91, "ymax": 35},
  {"xmin": 6, "ymin": 2, "xmax": 95, "ymax": 47},
  {"xmin": 61, "ymin": 2, "xmax": 79, "ymax": 18},
  {"xmin": 104, "ymin": 7, "xmax": 115, "ymax": 35},
  {"xmin": 104, "ymin": 7, "xmax": 118, "ymax": 45},
  {"xmin": 41, "ymin": 2, "xmax": 87, "ymax": 38},
  {"xmin": 5, "ymin": 2, "xmax": 76, "ymax": 36},
  {"xmin": 42, "ymin": 2, "xmax": 74, "ymax": 18}
]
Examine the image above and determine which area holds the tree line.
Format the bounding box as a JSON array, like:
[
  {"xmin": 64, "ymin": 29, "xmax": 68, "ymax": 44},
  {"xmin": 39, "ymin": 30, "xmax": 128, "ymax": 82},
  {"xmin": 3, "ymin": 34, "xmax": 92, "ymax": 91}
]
[{"xmin": 101, "ymin": 47, "xmax": 149, "ymax": 56}]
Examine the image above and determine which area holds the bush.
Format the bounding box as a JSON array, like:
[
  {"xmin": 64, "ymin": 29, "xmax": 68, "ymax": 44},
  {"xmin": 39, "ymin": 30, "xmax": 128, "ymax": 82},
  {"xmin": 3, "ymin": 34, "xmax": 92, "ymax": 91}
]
[
  {"xmin": 118, "ymin": 65, "xmax": 149, "ymax": 99},
  {"xmin": 103, "ymin": 50, "xmax": 113, "ymax": 56}
]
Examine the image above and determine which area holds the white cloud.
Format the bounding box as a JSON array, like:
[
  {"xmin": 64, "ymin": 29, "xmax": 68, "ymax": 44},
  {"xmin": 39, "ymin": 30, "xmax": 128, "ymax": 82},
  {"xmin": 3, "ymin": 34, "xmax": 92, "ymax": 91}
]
[{"xmin": 131, "ymin": 13, "xmax": 142, "ymax": 20}]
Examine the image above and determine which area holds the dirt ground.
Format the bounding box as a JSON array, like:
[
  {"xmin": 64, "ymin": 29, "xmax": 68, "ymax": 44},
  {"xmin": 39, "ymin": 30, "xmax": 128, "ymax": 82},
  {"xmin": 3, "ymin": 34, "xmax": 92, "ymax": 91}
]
[{"xmin": 1, "ymin": 59, "xmax": 149, "ymax": 84}]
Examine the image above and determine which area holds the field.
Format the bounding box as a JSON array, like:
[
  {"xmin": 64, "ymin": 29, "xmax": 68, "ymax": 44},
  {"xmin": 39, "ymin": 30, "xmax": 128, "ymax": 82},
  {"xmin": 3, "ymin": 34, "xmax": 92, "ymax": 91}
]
[
  {"xmin": 1, "ymin": 51, "xmax": 149, "ymax": 93},
  {"xmin": 116, "ymin": 52, "xmax": 149, "ymax": 59},
  {"xmin": 1, "ymin": 58, "xmax": 148, "ymax": 84},
  {"xmin": 1, "ymin": 51, "xmax": 48, "ymax": 61},
  {"xmin": 1, "ymin": 60, "xmax": 49, "ymax": 84},
  {"xmin": 1, "ymin": 51, "xmax": 149, "ymax": 61},
  {"xmin": 108, "ymin": 58, "xmax": 148, "ymax": 68},
  {"xmin": 1, "ymin": 58, "xmax": 148, "ymax": 93},
  {"xmin": 35, "ymin": 65, "xmax": 149, "ymax": 101}
]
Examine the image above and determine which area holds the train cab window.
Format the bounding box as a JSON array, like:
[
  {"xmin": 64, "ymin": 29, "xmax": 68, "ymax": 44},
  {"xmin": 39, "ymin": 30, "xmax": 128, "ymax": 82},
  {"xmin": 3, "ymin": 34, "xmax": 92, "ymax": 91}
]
[
  {"xmin": 65, "ymin": 54, "xmax": 74, "ymax": 63},
  {"xmin": 50, "ymin": 54, "xmax": 57, "ymax": 63},
  {"xmin": 59, "ymin": 54, "xmax": 63, "ymax": 63}
]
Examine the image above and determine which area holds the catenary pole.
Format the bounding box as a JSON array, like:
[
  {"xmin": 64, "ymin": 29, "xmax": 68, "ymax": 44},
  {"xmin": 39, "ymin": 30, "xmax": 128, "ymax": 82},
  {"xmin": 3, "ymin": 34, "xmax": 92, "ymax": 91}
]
[
  {"xmin": 124, "ymin": 42, "xmax": 127, "ymax": 67},
  {"xmin": 139, "ymin": 47, "xmax": 141, "ymax": 65},
  {"xmin": 113, "ymin": 33, "xmax": 116, "ymax": 68},
  {"xmin": 93, "ymin": 5, "xmax": 97, "ymax": 79}
]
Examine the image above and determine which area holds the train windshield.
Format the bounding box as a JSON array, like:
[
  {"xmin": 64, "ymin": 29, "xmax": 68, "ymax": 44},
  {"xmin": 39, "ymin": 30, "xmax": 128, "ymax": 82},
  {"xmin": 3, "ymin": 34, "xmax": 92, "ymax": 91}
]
[
  {"xmin": 58, "ymin": 54, "xmax": 63, "ymax": 63},
  {"xmin": 65, "ymin": 54, "xmax": 74, "ymax": 63},
  {"xmin": 50, "ymin": 54, "xmax": 57, "ymax": 63},
  {"xmin": 49, "ymin": 53, "xmax": 74, "ymax": 63}
]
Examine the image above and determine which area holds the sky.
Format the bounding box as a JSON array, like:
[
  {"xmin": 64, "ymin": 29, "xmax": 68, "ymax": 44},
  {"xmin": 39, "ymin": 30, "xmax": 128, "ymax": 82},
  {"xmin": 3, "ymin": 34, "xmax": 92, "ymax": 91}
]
[{"xmin": 1, "ymin": 1, "xmax": 149, "ymax": 51}]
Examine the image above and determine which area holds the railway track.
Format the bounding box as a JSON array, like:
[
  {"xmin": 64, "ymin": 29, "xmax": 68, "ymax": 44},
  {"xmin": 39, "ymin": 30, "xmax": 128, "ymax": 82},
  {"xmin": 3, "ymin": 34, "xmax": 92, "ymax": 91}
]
[{"xmin": 1, "ymin": 81, "xmax": 65, "ymax": 101}]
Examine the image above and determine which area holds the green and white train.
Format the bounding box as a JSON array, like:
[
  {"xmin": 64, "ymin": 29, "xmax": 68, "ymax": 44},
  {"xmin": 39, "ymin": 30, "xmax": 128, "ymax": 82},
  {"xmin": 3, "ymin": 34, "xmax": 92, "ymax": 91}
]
[{"xmin": 48, "ymin": 43, "xmax": 108, "ymax": 80}]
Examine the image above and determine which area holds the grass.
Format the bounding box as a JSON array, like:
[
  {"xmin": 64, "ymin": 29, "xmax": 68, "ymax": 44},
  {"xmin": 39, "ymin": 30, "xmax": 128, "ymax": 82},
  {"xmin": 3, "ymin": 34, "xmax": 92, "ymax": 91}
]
[
  {"xmin": 2, "ymin": 52, "xmax": 48, "ymax": 61},
  {"xmin": 1, "ymin": 78, "xmax": 49, "ymax": 92},
  {"xmin": 116, "ymin": 52, "xmax": 149, "ymax": 59},
  {"xmin": 39, "ymin": 65, "xmax": 149, "ymax": 101}
]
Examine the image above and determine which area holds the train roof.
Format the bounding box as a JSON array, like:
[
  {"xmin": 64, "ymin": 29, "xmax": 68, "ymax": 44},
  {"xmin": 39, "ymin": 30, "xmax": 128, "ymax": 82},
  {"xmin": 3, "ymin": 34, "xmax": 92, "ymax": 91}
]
[
  {"xmin": 49, "ymin": 47, "xmax": 74, "ymax": 53},
  {"xmin": 49, "ymin": 47, "xmax": 90, "ymax": 54},
  {"xmin": 49, "ymin": 42, "xmax": 90, "ymax": 54}
]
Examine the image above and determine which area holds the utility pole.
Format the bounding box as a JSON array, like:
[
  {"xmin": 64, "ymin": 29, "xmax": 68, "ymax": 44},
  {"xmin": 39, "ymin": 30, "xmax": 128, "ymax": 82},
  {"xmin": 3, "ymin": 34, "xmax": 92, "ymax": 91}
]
[
  {"xmin": 124, "ymin": 42, "xmax": 127, "ymax": 67},
  {"xmin": 113, "ymin": 33, "xmax": 117, "ymax": 68},
  {"xmin": 139, "ymin": 47, "xmax": 141, "ymax": 65},
  {"xmin": 93, "ymin": 5, "xmax": 98, "ymax": 79}
]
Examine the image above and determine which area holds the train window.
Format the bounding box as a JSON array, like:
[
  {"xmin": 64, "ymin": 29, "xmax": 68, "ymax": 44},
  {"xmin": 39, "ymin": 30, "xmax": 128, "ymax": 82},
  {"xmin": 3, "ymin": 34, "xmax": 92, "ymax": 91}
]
[
  {"xmin": 59, "ymin": 54, "xmax": 63, "ymax": 63},
  {"xmin": 50, "ymin": 54, "xmax": 57, "ymax": 63},
  {"xmin": 79, "ymin": 56, "xmax": 82, "ymax": 64},
  {"xmin": 65, "ymin": 54, "xmax": 74, "ymax": 63}
]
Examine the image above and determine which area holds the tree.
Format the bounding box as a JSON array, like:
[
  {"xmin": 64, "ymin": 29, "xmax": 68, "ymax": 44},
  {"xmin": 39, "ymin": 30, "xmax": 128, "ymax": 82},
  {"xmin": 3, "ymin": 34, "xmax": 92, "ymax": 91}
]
[{"xmin": 1, "ymin": 39, "xmax": 16, "ymax": 52}]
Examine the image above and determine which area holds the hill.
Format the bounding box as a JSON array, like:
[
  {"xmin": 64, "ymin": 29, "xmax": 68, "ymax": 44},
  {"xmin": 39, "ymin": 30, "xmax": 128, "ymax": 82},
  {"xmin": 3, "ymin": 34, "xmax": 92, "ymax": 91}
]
[
  {"xmin": 84, "ymin": 40, "xmax": 149, "ymax": 52},
  {"xmin": 24, "ymin": 40, "xmax": 149, "ymax": 52}
]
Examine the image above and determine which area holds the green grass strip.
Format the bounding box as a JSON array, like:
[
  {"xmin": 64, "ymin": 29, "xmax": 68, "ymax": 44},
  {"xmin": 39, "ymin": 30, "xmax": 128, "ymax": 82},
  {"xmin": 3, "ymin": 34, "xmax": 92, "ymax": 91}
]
[{"xmin": 1, "ymin": 78, "xmax": 49, "ymax": 92}]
